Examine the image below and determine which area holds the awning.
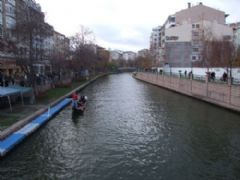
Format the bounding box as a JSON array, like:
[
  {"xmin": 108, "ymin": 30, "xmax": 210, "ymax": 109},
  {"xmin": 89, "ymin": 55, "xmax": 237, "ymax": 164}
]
[
  {"xmin": 0, "ymin": 86, "xmax": 34, "ymax": 112},
  {"xmin": 0, "ymin": 87, "xmax": 20, "ymax": 97}
]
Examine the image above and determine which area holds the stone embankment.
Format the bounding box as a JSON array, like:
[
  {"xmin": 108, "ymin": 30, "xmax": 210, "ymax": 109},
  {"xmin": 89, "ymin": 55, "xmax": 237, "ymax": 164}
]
[{"xmin": 134, "ymin": 72, "xmax": 240, "ymax": 113}]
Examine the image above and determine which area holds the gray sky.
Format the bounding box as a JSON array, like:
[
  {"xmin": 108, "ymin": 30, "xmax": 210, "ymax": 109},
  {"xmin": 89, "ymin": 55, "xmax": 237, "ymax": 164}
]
[{"xmin": 36, "ymin": 0, "xmax": 240, "ymax": 52}]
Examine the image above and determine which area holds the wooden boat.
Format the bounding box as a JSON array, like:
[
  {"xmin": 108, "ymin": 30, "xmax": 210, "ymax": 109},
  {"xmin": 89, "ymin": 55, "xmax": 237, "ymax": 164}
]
[{"xmin": 71, "ymin": 96, "xmax": 87, "ymax": 115}]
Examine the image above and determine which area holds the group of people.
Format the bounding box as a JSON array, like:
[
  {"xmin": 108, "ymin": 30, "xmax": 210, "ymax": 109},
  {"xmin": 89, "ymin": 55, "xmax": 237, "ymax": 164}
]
[
  {"xmin": 0, "ymin": 72, "xmax": 15, "ymax": 87},
  {"xmin": 183, "ymin": 70, "xmax": 193, "ymax": 79},
  {"xmin": 206, "ymin": 71, "xmax": 228, "ymax": 82},
  {"xmin": 71, "ymin": 91, "xmax": 88, "ymax": 111}
]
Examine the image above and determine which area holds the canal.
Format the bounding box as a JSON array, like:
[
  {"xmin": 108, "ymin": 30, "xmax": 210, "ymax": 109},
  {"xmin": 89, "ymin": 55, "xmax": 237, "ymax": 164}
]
[{"xmin": 1, "ymin": 73, "xmax": 240, "ymax": 179}]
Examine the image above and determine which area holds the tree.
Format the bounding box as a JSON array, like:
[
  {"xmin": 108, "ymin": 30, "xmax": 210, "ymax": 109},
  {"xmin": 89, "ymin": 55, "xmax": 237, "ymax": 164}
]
[
  {"xmin": 233, "ymin": 46, "xmax": 240, "ymax": 67},
  {"xmin": 14, "ymin": 0, "xmax": 52, "ymax": 87},
  {"xmin": 70, "ymin": 25, "xmax": 97, "ymax": 75},
  {"xmin": 95, "ymin": 46, "xmax": 110, "ymax": 72},
  {"xmin": 134, "ymin": 51, "xmax": 154, "ymax": 69}
]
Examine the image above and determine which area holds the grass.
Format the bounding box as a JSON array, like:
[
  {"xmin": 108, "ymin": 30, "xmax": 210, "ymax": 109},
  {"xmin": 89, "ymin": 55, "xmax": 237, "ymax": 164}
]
[{"xmin": 36, "ymin": 80, "xmax": 86, "ymax": 105}]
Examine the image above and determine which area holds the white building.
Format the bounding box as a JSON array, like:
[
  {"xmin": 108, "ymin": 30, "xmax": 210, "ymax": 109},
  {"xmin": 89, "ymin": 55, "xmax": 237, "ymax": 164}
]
[
  {"xmin": 150, "ymin": 26, "xmax": 162, "ymax": 61},
  {"xmin": 122, "ymin": 51, "xmax": 136, "ymax": 61},
  {"xmin": 137, "ymin": 49, "xmax": 149, "ymax": 58},
  {"xmin": 109, "ymin": 50, "xmax": 123, "ymax": 61},
  {"xmin": 229, "ymin": 22, "xmax": 240, "ymax": 48},
  {"xmin": 152, "ymin": 3, "xmax": 233, "ymax": 67}
]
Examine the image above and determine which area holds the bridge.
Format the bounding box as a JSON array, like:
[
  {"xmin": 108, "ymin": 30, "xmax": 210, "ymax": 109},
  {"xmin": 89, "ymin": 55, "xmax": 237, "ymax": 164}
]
[{"xmin": 117, "ymin": 67, "xmax": 136, "ymax": 72}]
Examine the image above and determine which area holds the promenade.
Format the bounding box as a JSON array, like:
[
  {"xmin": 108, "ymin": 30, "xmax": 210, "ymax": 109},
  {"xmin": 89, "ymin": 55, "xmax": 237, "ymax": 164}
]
[{"xmin": 134, "ymin": 72, "xmax": 240, "ymax": 113}]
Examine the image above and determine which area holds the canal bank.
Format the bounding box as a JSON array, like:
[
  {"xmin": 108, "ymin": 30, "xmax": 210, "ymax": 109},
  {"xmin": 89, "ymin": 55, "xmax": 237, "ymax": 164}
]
[
  {"xmin": 0, "ymin": 74, "xmax": 108, "ymax": 157},
  {"xmin": 134, "ymin": 72, "xmax": 240, "ymax": 113}
]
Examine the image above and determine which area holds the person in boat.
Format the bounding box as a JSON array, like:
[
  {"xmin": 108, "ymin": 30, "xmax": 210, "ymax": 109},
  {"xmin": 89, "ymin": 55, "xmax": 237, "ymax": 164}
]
[
  {"xmin": 72, "ymin": 91, "xmax": 80, "ymax": 109},
  {"xmin": 77, "ymin": 96, "xmax": 87, "ymax": 111}
]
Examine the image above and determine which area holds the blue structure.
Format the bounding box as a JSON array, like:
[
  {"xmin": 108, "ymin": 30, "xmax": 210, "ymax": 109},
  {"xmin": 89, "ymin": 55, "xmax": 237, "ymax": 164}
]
[
  {"xmin": 0, "ymin": 98, "xmax": 71, "ymax": 157},
  {"xmin": 0, "ymin": 86, "xmax": 33, "ymax": 111}
]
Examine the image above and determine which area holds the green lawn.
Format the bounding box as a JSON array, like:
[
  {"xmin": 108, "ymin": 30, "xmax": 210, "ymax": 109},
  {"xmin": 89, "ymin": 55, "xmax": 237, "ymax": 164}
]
[{"xmin": 36, "ymin": 80, "xmax": 86, "ymax": 104}]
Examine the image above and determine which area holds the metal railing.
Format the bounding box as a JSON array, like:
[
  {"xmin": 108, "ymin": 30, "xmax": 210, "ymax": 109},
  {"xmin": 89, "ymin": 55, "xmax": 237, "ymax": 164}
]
[{"xmin": 136, "ymin": 69, "xmax": 240, "ymax": 85}]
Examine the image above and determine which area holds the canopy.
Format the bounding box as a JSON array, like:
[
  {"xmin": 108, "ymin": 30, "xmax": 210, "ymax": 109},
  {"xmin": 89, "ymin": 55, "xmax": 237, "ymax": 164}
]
[
  {"xmin": 9, "ymin": 85, "xmax": 32, "ymax": 94},
  {"xmin": 0, "ymin": 87, "xmax": 20, "ymax": 97},
  {"xmin": 0, "ymin": 86, "xmax": 33, "ymax": 112}
]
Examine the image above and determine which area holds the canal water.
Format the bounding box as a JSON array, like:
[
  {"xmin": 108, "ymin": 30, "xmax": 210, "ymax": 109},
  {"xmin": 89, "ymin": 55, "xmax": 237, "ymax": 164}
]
[{"xmin": 1, "ymin": 73, "xmax": 240, "ymax": 180}]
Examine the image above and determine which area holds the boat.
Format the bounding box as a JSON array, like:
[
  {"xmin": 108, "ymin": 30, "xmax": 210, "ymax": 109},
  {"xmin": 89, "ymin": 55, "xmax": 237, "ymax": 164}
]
[{"xmin": 72, "ymin": 95, "xmax": 87, "ymax": 115}]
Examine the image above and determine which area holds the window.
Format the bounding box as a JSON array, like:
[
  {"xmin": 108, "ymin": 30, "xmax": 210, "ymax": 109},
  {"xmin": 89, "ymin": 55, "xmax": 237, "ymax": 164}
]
[
  {"xmin": 192, "ymin": 24, "xmax": 200, "ymax": 29},
  {"xmin": 191, "ymin": 55, "xmax": 200, "ymax": 61},
  {"xmin": 169, "ymin": 16, "xmax": 175, "ymax": 23},
  {"xmin": 166, "ymin": 36, "xmax": 179, "ymax": 41},
  {"xmin": 192, "ymin": 47, "xmax": 199, "ymax": 52},
  {"xmin": 192, "ymin": 31, "xmax": 199, "ymax": 36}
]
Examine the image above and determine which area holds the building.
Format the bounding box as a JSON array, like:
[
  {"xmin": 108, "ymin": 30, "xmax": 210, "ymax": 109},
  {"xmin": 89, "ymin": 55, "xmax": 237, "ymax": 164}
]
[
  {"xmin": 109, "ymin": 50, "xmax": 123, "ymax": 61},
  {"xmin": 137, "ymin": 49, "xmax": 149, "ymax": 58},
  {"xmin": 152, "ymin": 3, "xmax": 233, "ymax": 67},
  {"xmin": 150, "ymin": 26, "xmax": 162, "ymax": 63},
  {"xmin": 0, "ymin": 0, "xmax": 70, "ymax": 76},
  {"xmin": 34, "ymin": 31, "xmax": 70, "ymax": 75},
  {"xmin": 122, "ymin": 51, "xmax": 136, "ymax": 61},
  {"xmin": 229, "ymin": 22, "xmax": 240, "ymax": 48},
  {"xmin": 0, "ymin": 0, "xmax": 17, "ymax": 75}
]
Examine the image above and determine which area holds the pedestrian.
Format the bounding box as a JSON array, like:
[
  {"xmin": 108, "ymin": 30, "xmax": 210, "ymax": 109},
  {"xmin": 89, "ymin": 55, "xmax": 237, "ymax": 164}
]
[
  {"xmin": 222, "ymin": 72, "xmax": 228, "ymax": 82},
  {"xmin": 184, "ymin": 70, "xmax": 187, "ymax": 77}
]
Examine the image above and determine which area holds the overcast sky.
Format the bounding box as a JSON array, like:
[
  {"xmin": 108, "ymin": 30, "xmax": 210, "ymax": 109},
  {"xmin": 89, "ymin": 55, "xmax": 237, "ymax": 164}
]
[{"xmin": 35, "ymin": 0, "xmax": 240, "ymax": 52}]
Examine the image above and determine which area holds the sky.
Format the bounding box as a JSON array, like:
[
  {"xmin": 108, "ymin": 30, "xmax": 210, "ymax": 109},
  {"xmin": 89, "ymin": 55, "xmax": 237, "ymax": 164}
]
[{"xmin": 35, "ymin": 0, "xmax": 240, "ymax": 52}]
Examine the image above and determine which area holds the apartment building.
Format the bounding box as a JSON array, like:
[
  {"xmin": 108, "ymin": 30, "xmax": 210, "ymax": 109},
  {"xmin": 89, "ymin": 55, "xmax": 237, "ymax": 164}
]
[
  {"xmin": 0, "ymin": 0, "xmax": 17, "ymax": 75},
  {"xmin": 229, "ymin": 22, "xmax": 240, "ymax": 48},
  {"xmin": 109, "ymin": 50, "xmax": 123, "ymax": 61},
  {"xmin": 137, "ymin": 49, "xmax": 149, "ymax": 58},
  {"xmin": 150, "ymin": 26, "xmax": 162, "ymax": 63},
  {"xmin": 0, "ymin": 0, "xmax": 70, "ymax": 76},
  {"xmin": 152, "ymin": 3, "xmax": 233, "ymax": 67}
]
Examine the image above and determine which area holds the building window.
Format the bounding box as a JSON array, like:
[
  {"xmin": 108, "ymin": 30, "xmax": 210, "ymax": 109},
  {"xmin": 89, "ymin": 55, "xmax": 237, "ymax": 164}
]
[
  {"xmin": 193, "ymin": 47, "xmax": 199, "ymax": 52},
  {"xmin": 169, "ymin": 16, "xmax": 175, "ymax": 23},
  {"xmin": 192, "ymin": 31, "xmax": 199, "ymax": 36},
  {"xmin": 166, "ymin": 36, "xmax": 179, "ymax": 41},
  {"xmin": 192, "ymin": 24, "xmax": 200, "ymax": 29},
  {"xmin": 192, "ymin": 55, "xmax": 199, "ymax": 61}
]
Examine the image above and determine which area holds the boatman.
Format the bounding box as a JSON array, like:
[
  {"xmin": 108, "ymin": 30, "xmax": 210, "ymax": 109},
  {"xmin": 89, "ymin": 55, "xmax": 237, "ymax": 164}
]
[{"xmin": 72, "ymin": 91, "xmax": 79, "ymax": 109}]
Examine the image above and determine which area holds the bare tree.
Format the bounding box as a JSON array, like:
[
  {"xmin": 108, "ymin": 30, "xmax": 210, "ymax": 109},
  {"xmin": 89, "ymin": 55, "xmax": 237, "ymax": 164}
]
[
  {"xmin": 70, "ymin": 25, "xmax": 97, "ymax": 76},
  {"xmin": 135, "ymin": 51, "xmax": 154, "ymax": 70},
  {"xmin": 14, "ymin": 0, "xmax": 52, "ymax": 87},
  {"xmin": 234, "ymin": 46, "xmax": 240, "ymax": 67},
  {"xmin": 95, "ymin": 46, "xmax": 110, "ymax": 72}
]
